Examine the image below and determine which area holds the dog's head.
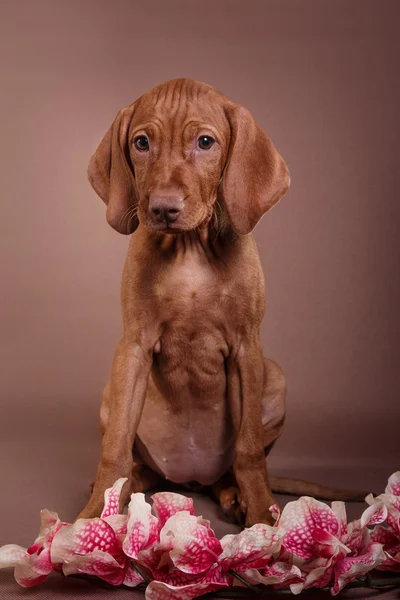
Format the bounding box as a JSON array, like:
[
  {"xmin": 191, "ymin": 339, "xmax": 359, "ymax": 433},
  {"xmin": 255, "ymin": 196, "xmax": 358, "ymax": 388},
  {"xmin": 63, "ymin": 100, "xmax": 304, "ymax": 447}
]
[{"xmin": 88, "ymin": 78, "xmax": 290, "ymax": 236}]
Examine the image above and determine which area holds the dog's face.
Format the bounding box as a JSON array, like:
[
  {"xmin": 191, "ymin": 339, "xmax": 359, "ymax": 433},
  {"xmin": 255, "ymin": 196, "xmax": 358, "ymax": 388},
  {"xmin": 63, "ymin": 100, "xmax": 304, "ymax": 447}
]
[
  {"xmin": 88, "ymin": 79, "xmax": 290, "ymax": 236},
  {"xmin": 130, "ymin": 85, "xmax": 230, "ymax": 233}
]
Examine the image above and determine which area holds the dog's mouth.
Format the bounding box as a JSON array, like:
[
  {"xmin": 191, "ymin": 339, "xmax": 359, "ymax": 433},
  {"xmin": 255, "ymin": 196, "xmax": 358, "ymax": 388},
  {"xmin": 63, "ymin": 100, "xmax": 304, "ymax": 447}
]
[{"xmin": 150, "ymin": 221, "xmax": 186, "ymax": 234}]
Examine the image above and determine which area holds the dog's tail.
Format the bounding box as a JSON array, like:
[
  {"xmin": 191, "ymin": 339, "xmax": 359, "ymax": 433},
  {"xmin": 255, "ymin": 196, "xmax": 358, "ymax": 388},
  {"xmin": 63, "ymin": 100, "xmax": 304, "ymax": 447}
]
[{"xmin": 270, "ymin": 475, "xmax": 368, "ymax": 502}]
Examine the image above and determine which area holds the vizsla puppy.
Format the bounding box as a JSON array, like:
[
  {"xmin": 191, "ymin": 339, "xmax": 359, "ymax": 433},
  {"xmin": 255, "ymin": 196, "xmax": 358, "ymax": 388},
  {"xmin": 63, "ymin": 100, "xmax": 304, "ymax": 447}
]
[{"xmin": 79, "ymin": 78, "xmax": 364, "ymax": 527}]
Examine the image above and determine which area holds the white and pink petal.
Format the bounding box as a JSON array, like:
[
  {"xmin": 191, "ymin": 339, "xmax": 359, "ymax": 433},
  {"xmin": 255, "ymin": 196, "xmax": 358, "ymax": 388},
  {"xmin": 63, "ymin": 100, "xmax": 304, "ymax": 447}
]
[
  {"xmin": 371, "ymin": 524, "xmax": 400, "ymax": 552},
  {"xmin": 101, "ymin": 477, "xmax": 128, "ymax": 519},
  {"xmin": 290, "ymin": 560, "xmax": 333, "ymax": 594},
  {"xmin": 312, "ymin": 528, "xmax": 349, "ymax": 560},
  {"xmin": 386, "ymin": 472, "xmax": 400, "ymax": 497},
  {"xmin": 146, "ymin": 565, "xmax": 229, "ymax": 600},
  {"xmin": 331, "ymin": 542, "xmax": 386, "ymax": 595},
  {"xmin": 0, "ymin": 544, "xmax": 29, "ymax": 569},
  {"xmin": 152, "ymin": 492, "xmax": 194, "ymax": 527},
  {"xmin": 51, "ymin": 517, "xmax": 120, "ymax": 563},
  {"xmin": 62, "ymin": 549, "xmax": 126, "ymax": 586},
  {"xmin": 27, "ymin": 509, "xmax": 65, "ymax": 554},
  {"xmin": 160, "ymin": 512, "xmax": 222, "ymax": 575},
  {"xmin": 123, "ymin": 493, "xmax": 159, "ymax": 560},
  {"xmin": 123, "ymin": 562, "xmax": 145, "ymax": 586},
  {"xmin": 244, "ymin": 561, "xmax": 303, "ymax": 587},
  {"xmin": 279, "ymin": 497, "xmax": 340, "ymax": 559},
  {"xmin": 219, "ymin": 524, "xmax": 282, "ymax": 571},
  {"xmin": 331, "ymin": 502, "xmax": 347, "ymax": 537},
  {"xmin": 360, "ymin": 502, "xmax": 388, "ymax": 528},
  {"xmin": 103, "ymin": 513, "xmax": 128, "ymax": 537},
  {"xmin": 14, "ymin": 548, "xmax": 54, "ymax": 588},
  {"xmin": 0, "ymin": 544, "xmax": 54, "ymax": 588}
]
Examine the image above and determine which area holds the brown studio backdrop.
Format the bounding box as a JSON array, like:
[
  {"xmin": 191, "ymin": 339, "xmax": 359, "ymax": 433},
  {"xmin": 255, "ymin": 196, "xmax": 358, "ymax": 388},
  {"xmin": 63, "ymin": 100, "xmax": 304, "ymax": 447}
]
[{"xmin": 0, "ymin": 0, "xmax": 399, "ymax": 541}]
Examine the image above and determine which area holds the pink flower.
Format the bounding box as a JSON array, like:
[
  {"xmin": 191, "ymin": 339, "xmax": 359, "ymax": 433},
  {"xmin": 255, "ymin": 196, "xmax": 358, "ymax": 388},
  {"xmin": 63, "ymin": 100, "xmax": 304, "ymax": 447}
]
[
  {"xmin": 2, "ymin": 473, "xmax": 399, "ymax": 596},
  {"xmin": 146, "ymin": 565, "xmax": 229, "ymax": 600},
  {"xmin": 145, "ymin": 502, "xmax": 285, "ymax": 598},
  {"xmin": 371, "ymin": 525, "xmax": 400, "ymax": 571},
  {"xmin": 276, "ymin": 496, "xmax": 386, "ymax": 595},
  {"xmin": 219, "ymin": 522, "xmax": 282, "ymax": 571},
  {"xmin": 0, "ymin": 509, "xmax": 65, "ymax": 587},
  {"xmin": 145, "ymin": 508, "xmax": 228, "ymax": 599},
  {"xmin": 367, "ymin": 471, "xmax": 400, "ymax": 571},
  {"xmin": 220, "ymin": 525, "xmax": 302, "ymax": 588},
  {"xmin": 51, "ymin": 477, "xmax": 143, "ymax": 587}
]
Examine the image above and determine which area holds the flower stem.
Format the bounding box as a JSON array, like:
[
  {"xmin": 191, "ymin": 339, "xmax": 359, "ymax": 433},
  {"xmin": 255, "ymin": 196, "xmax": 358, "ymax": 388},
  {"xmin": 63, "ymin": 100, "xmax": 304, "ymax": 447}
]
[
  {"xmin": 228, "ymin": 570, "xmax": 263, "ymax": 594},
  {"xmin": 130, "ymin": 560, "xmax": 152, "ymax": 586},
  {"xmin": 209, "ymin": 575, "xmax": 400, "ymax": 597}
]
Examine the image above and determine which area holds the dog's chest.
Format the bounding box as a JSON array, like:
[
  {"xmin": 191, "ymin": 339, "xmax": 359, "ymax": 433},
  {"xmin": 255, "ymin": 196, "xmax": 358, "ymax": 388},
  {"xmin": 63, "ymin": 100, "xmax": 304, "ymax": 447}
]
[
  {"xmin": 150, "ymin": 254, "xmax": 234, "ymax": 394},
  {"xmin": 155, "ymin": 255, "xmax": 231, "ymax": 323}
]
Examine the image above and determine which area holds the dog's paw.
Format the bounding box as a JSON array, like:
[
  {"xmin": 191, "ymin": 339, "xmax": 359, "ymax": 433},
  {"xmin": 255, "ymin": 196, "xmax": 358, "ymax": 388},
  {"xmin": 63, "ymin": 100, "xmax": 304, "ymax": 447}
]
[
  {"xmin": 245, "ymin": 496, "xmax": 280, "ymax": 528},
  {"xmin": 219, "ymin": 486, "xmax": 247, "ymax": 525}
]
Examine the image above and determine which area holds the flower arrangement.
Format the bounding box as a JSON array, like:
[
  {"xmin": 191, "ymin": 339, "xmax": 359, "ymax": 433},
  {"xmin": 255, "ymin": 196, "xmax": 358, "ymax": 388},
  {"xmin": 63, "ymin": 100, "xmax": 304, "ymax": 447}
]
[{"xmin": 1, "ymin": 473, "xmax": 400, "ymax": 598}]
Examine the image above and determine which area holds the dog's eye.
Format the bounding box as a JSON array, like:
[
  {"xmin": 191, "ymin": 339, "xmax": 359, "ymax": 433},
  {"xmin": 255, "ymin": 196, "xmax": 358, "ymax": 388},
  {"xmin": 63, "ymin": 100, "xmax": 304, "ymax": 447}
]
[
  {"xmin": 197, "ymin": 135, "xmax": 215, "ymax": 150},
  {"xmin": 133, "ymin": 136, "xmax": 149, "ymax": 152}
]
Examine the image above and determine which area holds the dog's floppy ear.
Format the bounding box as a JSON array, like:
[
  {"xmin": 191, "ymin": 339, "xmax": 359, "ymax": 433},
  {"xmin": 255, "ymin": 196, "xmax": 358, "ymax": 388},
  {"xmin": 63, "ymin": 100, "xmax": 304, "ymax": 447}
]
[
  {"xmin": 88, "ymin": 103, "xmax": 138, "ymax": 235},
  {"xmin": 221, "ymin": 103, "xmax": 290, "ymax": 235}
]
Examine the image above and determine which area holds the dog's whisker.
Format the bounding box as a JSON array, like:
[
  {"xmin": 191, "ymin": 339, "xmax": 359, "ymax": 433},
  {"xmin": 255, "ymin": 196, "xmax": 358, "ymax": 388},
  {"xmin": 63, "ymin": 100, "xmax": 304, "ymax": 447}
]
[
  {"xmin": 118, "ymin": 204, "xmax": 138, "ymax": 234},
  {"xmin": 118, "ymin": 206, "xmax": 133, "ymax": 228},
  {"xmin": 126, "ymin": 206, "xmax": 138, "ymax": 233}
]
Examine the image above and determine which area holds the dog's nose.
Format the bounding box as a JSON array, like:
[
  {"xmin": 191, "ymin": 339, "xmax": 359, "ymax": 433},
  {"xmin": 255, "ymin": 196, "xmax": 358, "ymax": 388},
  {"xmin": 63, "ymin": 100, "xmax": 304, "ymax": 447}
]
[{"xmin": 149, "ymin": 195, "xmax": 184, "ymax": 224}]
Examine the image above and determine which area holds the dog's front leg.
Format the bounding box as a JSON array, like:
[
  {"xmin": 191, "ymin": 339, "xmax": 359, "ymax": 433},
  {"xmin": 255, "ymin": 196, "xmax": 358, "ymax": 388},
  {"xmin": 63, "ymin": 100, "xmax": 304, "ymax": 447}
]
[
  {"xmin": 228, "ymin": 338, "xmax": 276, "ymax": 527},
  {"xmin": 77, "ymin": 338, "xmax": 153, "ymax": 519}
]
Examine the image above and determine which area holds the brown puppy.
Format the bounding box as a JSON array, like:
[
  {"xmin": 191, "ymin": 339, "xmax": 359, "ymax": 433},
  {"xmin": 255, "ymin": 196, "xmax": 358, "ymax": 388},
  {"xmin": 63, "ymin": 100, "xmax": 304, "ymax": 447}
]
[{"xmin": 79, "ymin": 79, "xmax": 364, "ymax": 527}]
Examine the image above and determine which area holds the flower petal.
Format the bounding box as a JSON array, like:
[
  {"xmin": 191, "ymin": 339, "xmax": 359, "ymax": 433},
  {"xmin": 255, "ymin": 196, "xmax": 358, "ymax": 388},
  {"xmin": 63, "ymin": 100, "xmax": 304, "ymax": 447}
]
[
  {"xmin": 62, "ymin": 549, "xmax": 126, "ymax": 586},
  {"xmin": 160, "ymin": 512, "xmax": 222, "ymax": 574},
  {"xmin": 123, "ymin": 562, "xmax": 145, "ymax": 587},
  {"xmin": 14, "ymin": 548, "xmax": 53, "ymax": 588},
  {"xmin": 28, "ymin": 509, "xmax": 64, "ymax": 554},
  {"xmin": 331, "ymin": 502, "xmax": 347, "ymax": 537},
  {"xmin": 377, "ymin": 552, "xmax": 400, "ymax": 572},
  {"xmin": 269, "ymin": 504, "xmax": 281, "ymax": 523},
  {"xmin": 219, "ymin": 524, "xmax": 282, "ymax": 571},
  {"xmin": 332, "ymin": 542, "xmax": 386, "ymax": 595},
  {"xmin": 371, "ymin": 524, "xmax": 400, "ymax": 551},
  {"xmin": 51, "ymin": 518, "xmax": 119, "ymax": 563},
  {"xmin": 360, "ymin": 502, "xmax": 388, "ymax": 528},
  {"xmin": 280, "ymin": 497, "xmax": 340, "ymax": 559},
  {"xmin": 386, "ymin": 471, "xmax": 400, "ymax": 496},
  {"xmin": 0, "ymin": 545, "xmax": 29, "ymax": 569},
  {"xmin": 0, "ymin": 544, "xmax": 54, "ymax": 588},
  {"xmin": 103, "ymin": 514, "xmax": 128, "ymax": 537},
  {"xmin": 152, "ymin": 492, "xmax": 194, "ymax": 527},
  {"xmin": 290, "ymin": 559, "xmax": 333, "ymax": 594},
  {"xmin": 146, "ymin": 565, "xmax": 228, "ymax": 600},
  {"xmin": 101, "ymin": 477, "xmax": 128, "ymax": 518},
  {"xmin": 123, "ymin": 493, "xmax": 159, "ymax": 560},
  {"xmin": 244, "ymin": 562, "xmax": 303, "ymax": 586},
  {"xmin": 312, "ymin": 529, "xmax": 348, "ymax": 559}
]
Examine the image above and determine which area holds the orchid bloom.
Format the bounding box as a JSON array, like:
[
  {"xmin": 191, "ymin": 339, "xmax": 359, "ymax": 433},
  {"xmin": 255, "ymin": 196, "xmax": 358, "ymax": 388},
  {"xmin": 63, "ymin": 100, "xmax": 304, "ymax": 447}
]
[
  {"xmin": 0, "ymin": 477, "xmax": 142, "ymax": 588},
  {"xmin": 144, "ymin": 506, "xmax": 228, "ymax": 599},
  {"xmin": 367, "ymin": 471, "xmax": 400, "ymax": 571},
  {"xmin": 1, "ymin": 471, "xmax": 400, "ymax": 597},
  {"xmin": 50, "ymin": 477, "xmax": 143, "ymax": 587},
  {"xmin": 0, "ymin": 509, "xmax": 65, "ymax": 587},
  {"xmin": 144, "ymin": 500, "xmax": 286, "ymax": 598},
  {"xmin": 275, "ymin": 496, "xmax": 386, "ymax": 595}
]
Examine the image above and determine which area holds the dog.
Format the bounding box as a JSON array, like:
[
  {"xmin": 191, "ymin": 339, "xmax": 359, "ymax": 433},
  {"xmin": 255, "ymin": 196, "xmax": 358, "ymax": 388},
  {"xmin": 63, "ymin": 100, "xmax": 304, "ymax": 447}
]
[{"xmin": 78, "ymin": 78, "xmax": 365, "ymax": 527}]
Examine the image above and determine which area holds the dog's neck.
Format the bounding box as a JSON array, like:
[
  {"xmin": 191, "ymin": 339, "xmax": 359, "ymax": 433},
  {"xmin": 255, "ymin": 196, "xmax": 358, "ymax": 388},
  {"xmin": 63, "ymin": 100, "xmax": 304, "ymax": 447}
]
[{"xmin": 141, "ymin": 221, "xmax": 241, "ymax": 264}]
